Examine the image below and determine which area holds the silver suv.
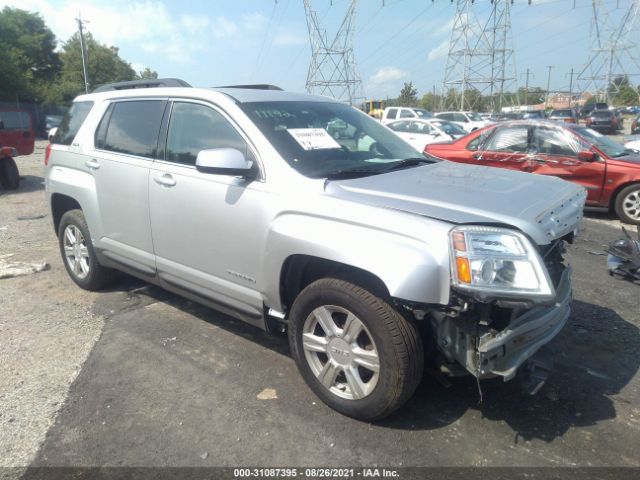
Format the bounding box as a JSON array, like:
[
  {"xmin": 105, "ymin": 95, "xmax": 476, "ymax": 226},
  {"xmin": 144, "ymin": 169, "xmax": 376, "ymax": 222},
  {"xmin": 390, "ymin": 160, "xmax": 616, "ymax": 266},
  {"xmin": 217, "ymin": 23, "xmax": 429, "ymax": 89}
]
[{"xmin": 45, "ymin": 80, "xmax": 586, "ymax": 420}]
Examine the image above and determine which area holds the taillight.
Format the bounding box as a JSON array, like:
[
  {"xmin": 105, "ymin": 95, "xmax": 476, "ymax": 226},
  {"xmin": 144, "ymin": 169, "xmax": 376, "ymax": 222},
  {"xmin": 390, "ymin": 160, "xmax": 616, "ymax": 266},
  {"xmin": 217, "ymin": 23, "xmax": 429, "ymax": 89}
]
[{"xmin": 44, "ymin": 143, "xmax": 52, "ymax": 166}]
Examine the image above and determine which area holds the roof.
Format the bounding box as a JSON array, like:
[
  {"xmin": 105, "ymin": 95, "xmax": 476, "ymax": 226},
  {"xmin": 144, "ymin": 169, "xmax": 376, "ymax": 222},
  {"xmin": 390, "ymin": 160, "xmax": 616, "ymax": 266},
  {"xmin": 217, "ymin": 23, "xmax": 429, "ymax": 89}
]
[{"xmin": 210, "ymin": 87, "xmax": 336, "ymax": 104}]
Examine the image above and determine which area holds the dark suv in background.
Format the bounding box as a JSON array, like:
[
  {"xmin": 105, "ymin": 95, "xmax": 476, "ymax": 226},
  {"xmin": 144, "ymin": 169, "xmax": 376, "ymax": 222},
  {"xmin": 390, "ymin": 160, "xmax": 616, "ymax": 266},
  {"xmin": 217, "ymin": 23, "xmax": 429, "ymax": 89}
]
[{"xmin": 586, "ymin": 109, "xmax": 620, "ymax": 133}]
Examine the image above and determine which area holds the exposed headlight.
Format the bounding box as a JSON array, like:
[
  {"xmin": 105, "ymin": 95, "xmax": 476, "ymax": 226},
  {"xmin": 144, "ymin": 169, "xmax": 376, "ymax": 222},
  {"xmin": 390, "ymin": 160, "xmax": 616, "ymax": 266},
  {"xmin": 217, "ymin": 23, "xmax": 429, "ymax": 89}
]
[{"xmin": 450, "ymin": 226, "xmax": 554, "ymax": 299}]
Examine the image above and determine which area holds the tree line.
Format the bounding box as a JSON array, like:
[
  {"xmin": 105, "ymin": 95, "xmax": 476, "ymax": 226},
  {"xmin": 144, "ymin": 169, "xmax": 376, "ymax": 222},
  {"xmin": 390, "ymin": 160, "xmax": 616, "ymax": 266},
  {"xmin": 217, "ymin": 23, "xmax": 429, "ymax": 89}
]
[
  {"xmin": 388, "ymin": 79, "xmax": 640, "ymax": 112},
  {"xmin": 0, "ymin": 7, "xmax": 157, "ymax": 106}
]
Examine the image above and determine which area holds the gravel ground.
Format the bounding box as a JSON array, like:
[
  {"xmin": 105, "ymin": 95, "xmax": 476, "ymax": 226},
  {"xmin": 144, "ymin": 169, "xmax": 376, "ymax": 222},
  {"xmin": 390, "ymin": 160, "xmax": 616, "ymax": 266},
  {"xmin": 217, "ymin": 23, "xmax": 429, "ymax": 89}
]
[{"xmin": 0, "ymin": 142, "xmax": 104, "ymax": 466}]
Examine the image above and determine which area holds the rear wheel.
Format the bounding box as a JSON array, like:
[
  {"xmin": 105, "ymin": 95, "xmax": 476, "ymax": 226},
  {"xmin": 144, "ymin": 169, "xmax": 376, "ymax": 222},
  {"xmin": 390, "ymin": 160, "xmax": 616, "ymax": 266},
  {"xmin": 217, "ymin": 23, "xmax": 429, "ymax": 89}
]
[
  {"xmin": 0, "ymin": 157, "xmax": 20, "ymax": 190},
  {"xmin": 58, "ymin": 209, "xmax": 116, "ymax": 290},
  {"xmin": 614, "ymin": 184, "xmax": 640, "ymax": 225},
  {"xmin": 288, "ymin": 278, "xmax": 423, "ymax": 421}
]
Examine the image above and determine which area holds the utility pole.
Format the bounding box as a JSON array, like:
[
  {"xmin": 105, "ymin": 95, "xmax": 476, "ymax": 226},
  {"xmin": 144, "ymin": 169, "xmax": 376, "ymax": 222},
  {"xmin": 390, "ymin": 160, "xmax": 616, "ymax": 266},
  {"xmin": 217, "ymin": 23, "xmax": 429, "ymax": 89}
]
[
  {"xmin": 521, "ymin": 68, "xmax": 534, "ymax": 107},
  {"xmin": 545, "ymin": 65, "xmax": 554, "ymax": 108},
  {"xmin": 75, "ymin": 13, "xmax": 90, "ymax": 93},
  {"xmin": 566, "ymin": 68, "xmax": 575, "ymax": 107}
]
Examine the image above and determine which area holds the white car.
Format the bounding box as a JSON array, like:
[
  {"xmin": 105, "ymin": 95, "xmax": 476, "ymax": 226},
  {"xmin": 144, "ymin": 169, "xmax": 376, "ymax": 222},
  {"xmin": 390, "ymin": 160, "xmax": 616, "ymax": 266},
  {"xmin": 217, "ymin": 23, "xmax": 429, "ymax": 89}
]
[
  {"xmin": 387, "ymin": 119, "xmax": 467, "ymax": 151},
  {"xmin": 625, "ymin": 136, "xmax": 640, "ymax": 152},
  {"xmin": 381, "ymin": 106, "xmax": 433, "ymax": 125},
  {"xmin": 434, "ymin": 111, "xmax": 491, "ymax": 132}
]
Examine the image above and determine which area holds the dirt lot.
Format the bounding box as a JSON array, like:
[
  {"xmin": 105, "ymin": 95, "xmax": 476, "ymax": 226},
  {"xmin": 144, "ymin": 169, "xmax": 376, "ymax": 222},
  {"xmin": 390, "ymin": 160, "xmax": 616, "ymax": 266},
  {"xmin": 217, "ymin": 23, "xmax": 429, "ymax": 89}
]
[{"xmin": 1, "ymin": 141, "xmax": 639, "ymax": 472}]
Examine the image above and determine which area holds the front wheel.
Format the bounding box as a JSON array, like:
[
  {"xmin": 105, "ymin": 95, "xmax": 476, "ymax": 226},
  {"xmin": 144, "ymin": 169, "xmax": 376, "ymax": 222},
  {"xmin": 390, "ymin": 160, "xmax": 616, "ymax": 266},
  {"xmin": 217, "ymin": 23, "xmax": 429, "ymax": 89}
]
[
  {"xmin": 0, "ymin": 157, "xmax": 20, "ymax": 190},
  {"xmin": 614, "ymin": 184, "xmax": 640, "ymax": 225},
  {"xmin": 288, "ymin": 278, "xmax": 423, "ymax": 421}
]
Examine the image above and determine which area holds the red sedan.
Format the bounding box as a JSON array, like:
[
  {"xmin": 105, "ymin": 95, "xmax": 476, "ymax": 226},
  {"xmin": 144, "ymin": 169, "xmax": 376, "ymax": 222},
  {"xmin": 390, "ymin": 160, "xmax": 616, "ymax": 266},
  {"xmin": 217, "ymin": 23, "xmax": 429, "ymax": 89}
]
[{"xmin": 425, "ymin": 120, "xmax": 640, "ymax": 225}]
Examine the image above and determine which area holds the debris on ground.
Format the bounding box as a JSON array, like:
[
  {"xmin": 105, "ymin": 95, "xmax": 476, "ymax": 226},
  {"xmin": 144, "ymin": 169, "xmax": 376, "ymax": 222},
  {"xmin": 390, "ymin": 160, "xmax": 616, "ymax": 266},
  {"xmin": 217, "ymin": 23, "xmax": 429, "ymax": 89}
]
[
  {"xmin": 0, "ymin": 254, "xmax": 49, "ymax": 279},
  {"xmin": 257, "ymin": 388, "xmax": 278, "ymax": 400},
  {"xmin": 17, "ymin": 214, "xmax": 47, "ymax": 221},
  {"xmin": 606, "ymin": 226, "xmax": 640, "ymax": 284},
  {"xmin": 199, "ymin": 452, "xmax": 208, "ymax": 459}
]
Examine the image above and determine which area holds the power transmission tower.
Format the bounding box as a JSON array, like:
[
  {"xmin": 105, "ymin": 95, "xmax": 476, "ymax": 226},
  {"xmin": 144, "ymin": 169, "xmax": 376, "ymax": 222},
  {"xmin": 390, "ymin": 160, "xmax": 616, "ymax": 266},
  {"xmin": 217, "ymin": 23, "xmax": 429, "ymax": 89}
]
[
  {"xmin": 303, "ymin": 0, "xmax": 363, "ymax": 105},
  {"xmin": 442, "ymin": 0, "xmax": 519, "ymax": 112},
  {"xmin": 578, "ymin": 0, "xmax": 640, "ymax": 104}
]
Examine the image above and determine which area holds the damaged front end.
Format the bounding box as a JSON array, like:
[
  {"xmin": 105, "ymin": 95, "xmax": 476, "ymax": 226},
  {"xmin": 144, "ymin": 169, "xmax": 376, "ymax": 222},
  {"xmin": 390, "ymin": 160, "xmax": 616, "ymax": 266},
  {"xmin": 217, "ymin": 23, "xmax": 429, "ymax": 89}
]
[{"xmin": 427, "ymin": 227, "xmax": 574, "ymax": 393}]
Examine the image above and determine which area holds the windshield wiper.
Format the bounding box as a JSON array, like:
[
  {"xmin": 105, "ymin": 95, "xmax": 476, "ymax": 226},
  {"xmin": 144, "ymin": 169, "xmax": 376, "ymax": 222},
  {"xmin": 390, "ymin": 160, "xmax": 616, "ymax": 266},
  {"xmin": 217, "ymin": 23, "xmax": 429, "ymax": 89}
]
[
  {"xmin": 321, "ymin": 168, "xmax": 383, "ymax": 180},
  {"xmin": 377, "ymin": 157, "xmax": 435, "ymax": 173}
]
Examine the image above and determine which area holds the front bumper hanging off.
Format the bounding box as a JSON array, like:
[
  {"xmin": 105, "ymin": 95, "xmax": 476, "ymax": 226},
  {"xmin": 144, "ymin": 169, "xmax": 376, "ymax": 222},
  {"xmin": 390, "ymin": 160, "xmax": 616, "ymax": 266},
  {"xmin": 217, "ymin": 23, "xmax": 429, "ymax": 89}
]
[{"xmin": 477, "ymin": 267, "xmax": 572, "ymax": 381}]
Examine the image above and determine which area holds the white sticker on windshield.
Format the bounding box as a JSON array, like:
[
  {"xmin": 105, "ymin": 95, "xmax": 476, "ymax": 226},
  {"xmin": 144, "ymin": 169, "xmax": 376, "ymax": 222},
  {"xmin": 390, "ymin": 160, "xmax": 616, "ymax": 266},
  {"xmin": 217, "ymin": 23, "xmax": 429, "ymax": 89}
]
[{"xmin": 288, "ymin": 128, "xmax": 342, "ymax": 150}]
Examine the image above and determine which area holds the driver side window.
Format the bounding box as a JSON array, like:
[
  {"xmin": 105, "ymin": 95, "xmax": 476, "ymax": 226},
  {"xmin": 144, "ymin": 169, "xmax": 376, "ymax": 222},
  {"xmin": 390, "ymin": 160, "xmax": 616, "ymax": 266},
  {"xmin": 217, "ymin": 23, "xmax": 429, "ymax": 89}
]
[
  {"xmin": 484, "ymin": 126, "xmax": 529, "ymax": 153},
  {"xmin": 166, "ymin": 102, "xmax": 251, "ymax": 166},
  {"xmin": 532, "ymin": 127, "xmax": 579, "ymax": 157}
]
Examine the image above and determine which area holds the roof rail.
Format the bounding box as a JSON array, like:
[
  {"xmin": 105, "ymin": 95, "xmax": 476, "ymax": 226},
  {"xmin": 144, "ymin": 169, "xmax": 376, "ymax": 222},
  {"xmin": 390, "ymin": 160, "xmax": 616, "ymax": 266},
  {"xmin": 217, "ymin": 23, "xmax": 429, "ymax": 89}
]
[
  {"xmin": 214, "ymin": 84, "xmax": 283, "ymax": 91},
  {"xmin": 92, "ymin": 78, "xmax": 192, "ymax": 93}
]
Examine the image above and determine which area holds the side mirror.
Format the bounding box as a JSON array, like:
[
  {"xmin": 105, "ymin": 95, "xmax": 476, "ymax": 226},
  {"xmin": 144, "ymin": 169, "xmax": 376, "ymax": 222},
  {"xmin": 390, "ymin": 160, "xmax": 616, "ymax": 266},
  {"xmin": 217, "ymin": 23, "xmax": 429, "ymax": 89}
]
[
  {"xmin": 577, "ymin": 150, "xmax": 596, "ymax": 162},
  {"xmin": 195, "ymin": 148, "xmax": 256, "ymax": 178}
]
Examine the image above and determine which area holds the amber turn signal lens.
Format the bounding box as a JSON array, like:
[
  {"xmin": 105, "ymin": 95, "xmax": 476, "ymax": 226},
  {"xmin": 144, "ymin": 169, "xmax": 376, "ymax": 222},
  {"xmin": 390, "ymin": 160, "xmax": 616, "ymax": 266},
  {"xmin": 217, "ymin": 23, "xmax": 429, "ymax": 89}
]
[{"xmin": 456, "ymin": 257, "xmax": 471, "ymax": 284}]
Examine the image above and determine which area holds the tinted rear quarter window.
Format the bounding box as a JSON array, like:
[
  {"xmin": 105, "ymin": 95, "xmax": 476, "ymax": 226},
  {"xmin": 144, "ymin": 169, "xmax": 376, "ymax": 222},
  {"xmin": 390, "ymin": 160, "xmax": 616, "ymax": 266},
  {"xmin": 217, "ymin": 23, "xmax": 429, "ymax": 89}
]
[
  {"xmin": 102, "ymin": 100, "xmax": 165, "ymax": 158},
  {"xmin": 54, "ymin": 102, "xmax": 94, "ymax": 145},
  {"xmin": 386, "ymin": 108, "xmax": 398, "ymax": 120}
]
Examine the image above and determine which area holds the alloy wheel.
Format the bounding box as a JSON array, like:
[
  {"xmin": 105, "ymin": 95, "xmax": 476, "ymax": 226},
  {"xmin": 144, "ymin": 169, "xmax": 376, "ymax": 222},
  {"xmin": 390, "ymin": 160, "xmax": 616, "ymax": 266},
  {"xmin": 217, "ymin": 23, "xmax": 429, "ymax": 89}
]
[
  {"xmin": 302, "ymin": 305, "xmax": 380, "ymax": 400},
  {"xmin": 63, "ymin": 224, "xmax": 90, "ymax": 279}
]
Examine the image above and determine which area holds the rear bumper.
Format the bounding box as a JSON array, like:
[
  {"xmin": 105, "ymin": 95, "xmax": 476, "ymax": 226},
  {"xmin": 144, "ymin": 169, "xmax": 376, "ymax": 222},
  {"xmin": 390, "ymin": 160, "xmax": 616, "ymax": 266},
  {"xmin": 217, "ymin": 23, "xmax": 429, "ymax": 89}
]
[{"xmin": 477, "ymin": 267, "xmax": 572, "ymax": 381}]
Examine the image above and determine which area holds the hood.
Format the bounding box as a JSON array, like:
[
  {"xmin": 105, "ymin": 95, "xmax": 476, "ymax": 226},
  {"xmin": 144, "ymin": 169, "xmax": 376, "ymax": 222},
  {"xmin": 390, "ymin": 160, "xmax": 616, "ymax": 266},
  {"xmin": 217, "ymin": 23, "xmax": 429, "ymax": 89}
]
[
  {"xmin": 324, "ymin": 161, "xmax": 586, "ymax": 246},
  {"xmin": 608, "ymin": 153, "xmax": 640, "ymax": 165}
]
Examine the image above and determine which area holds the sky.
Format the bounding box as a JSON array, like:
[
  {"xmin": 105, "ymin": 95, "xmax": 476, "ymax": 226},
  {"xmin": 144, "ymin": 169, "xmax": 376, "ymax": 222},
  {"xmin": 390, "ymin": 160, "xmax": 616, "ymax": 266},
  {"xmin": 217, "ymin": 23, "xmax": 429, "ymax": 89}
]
[{"xmin": 2, "ymin": 0, "xmax": 639, "ymax": 100}]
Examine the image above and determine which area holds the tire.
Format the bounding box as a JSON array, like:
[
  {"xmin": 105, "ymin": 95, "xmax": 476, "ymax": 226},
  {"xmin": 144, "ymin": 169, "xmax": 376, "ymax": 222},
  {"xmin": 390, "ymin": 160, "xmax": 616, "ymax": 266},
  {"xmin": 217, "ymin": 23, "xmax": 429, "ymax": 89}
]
[
  {"xmin": 288, "ymin": 278, "xmax": 423, "ymax": 421},
  {"xmin": 58, "ymin": 209, "xmax": 116, "ymax": 290},
  {"xmin": 614, "ymin": 184, "xmax": 640, "ymax": 225},
  {"xmin": 0, "ymin": 157, "xmax": 20, "ymax": 190}
]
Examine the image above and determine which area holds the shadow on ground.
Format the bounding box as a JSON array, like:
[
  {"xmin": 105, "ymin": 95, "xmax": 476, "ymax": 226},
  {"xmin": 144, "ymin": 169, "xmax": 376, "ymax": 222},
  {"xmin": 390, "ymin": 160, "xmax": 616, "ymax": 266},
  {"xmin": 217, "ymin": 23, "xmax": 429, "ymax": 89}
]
[
  {"xmin": 90, "ymin": 278, "xmax": 639, "ymax": 443},
  {"xmin": 0, "ymin": 174, "xmax": 45, "ymax": 197}
]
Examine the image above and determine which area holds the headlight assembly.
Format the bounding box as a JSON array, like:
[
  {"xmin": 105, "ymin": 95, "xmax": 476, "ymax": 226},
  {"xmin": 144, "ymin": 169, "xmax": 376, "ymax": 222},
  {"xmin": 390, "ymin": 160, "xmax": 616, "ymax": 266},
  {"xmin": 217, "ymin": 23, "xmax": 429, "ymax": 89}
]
[{"xmin": 450, "ymin": 226, "xmax": 555, "ymax": 299}]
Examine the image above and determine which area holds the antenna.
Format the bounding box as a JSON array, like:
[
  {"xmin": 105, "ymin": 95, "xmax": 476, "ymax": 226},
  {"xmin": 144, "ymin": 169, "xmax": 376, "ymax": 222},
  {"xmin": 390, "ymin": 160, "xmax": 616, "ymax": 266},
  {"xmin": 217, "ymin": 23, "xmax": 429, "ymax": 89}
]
[{"xmin": 303, "ymin": 0, "xmax": 363, "ymax": 105}]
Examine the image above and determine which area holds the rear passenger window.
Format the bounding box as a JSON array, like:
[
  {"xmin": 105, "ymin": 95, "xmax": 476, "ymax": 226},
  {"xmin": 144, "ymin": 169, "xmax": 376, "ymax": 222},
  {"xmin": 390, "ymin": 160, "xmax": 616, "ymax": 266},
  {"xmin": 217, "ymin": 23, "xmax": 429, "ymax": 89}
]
[
  {"xmin": 386, "ymin": 109, "xmax": 398, "ymax": 120},
  {"xmin": 102, "ymin": 100, "xmax": 165, "ymax": 158},
  {"xmin": 54, "ymin": 101, "xmax": 93, "ymax": 146},
  {"xmin": 165, "ymin": 102, "xmax": 250, "ymax": 166}
]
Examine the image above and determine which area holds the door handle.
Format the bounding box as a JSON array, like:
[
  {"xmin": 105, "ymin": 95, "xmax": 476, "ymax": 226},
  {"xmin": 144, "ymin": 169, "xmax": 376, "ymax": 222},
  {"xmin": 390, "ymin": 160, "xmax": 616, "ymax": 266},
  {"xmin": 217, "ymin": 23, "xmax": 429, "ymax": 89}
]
[
  {"xmin": 154, "ymin": 173, "xmax": 176, "ymax": 187},
  {"xmin": 85, "ymin": 159, "xmax": 100, "ymax": 170}
]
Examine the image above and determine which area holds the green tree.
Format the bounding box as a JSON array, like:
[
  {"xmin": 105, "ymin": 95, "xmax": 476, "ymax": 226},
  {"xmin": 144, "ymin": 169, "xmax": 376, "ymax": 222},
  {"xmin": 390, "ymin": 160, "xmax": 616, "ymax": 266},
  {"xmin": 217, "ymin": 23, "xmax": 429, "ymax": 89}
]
[
  {"xmin": 420, "ymin": 92, "xmax": 441, "ymax": 111},
  {"xmin": 397, "ymin": 82, "xmax": 418, "ymax": 107},
  {"xmin": 0, "ymin": 7, "xmax": 60, "ymax": 101},
  {"xmin": 137, "ymin": 67, "xmax": 159, "ymax": 80},
  {"xmin": 44, "ymin": 32, "xmax": 137, "ymax": 104}
]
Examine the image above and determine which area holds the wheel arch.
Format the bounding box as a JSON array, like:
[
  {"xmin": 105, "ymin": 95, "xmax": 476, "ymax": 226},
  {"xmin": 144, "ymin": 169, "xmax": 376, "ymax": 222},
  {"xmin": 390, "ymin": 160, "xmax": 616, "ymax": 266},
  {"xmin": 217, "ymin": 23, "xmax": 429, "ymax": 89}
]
[
  {"xmin": 279, "ymin": 255, "xmax": 391, "ymax": 315},
  {"xmin": 51, "ymin": 193, "xmax": 82, "ymax": 235}
]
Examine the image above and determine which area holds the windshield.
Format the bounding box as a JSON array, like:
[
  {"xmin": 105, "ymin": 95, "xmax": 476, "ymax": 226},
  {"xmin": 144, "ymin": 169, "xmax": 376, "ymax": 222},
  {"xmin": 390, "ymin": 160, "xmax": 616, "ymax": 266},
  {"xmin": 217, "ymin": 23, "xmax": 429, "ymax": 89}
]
[
  {"xmin": 414, "ymin": 109, "xmax": 432, "ymax": 118},
  {"xmin": 429, "ymin": 120, "xmax": 466, "ymax": 136},
  {"xmin": 240, "ymin": 101, "xmax": 426, "ymax": 178},
  {"xmin": 592, "ymin": 110, "xmax": 612, "ymax": 118},
  {"xmin": 573, "ymin": 126, "xmax": 630, "ymax": 157},
  {"xmin": 467, "ymin": 112, "xmax": 483, "ymax": 121}
]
